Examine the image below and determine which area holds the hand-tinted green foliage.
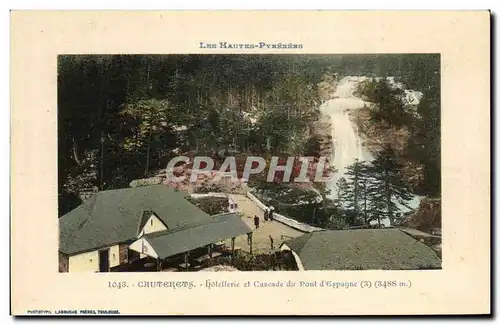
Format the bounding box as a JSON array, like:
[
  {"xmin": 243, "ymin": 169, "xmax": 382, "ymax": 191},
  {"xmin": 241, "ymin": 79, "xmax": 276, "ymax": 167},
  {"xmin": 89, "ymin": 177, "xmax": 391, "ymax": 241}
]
[
  {"xmin": 368, "ymin": 146, "xmax": 414, "ymax": 226},
  {"xmin": 251, "ymin": 183, "xmax": 335, "ymax": 228},
  {"xmin": 364, "ymin": 79, "xmax": 410, "ymax": 127},
  {"xmin": 390, "ymin": 55, "xmax": 441, "ymax": 197},
  {"xmin": 334, "ymin": 148, "xmax": 414, "ymax": 227},
  {"xmin": 57, "ymin": 55, "xmax": 330, "ymax": 214},
  {"xmin": 186, "ymin": 197, "xmax": 228, "ymax": 216},
  {"xmin": 341, "ymin": 160, "xmax": 375, "ymax": 225},
  {"xmin": 58, "ymin": 54, "xmax": 440, "ymax": 219},
  {"xmin": 210, "ymin": 252, "xmax": 292, "ymax": 271},
  {"xmin": 351, "ymin": 55, "xmax": 441, "ymax": 197}
]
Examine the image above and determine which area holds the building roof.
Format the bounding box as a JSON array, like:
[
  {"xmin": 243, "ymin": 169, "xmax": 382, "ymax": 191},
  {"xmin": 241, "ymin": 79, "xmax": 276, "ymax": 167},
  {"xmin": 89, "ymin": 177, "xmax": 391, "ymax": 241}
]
[
  {"xmin": 145, "ymin": 213, "xmax": 252, "ymax": 259},
  {"xmin": 59, "ymin": 185, "xmax": 212, "ymax": 255},
  {"xmin": 282, "ymin": 229, "xmax": 441, "ymax": 270}
]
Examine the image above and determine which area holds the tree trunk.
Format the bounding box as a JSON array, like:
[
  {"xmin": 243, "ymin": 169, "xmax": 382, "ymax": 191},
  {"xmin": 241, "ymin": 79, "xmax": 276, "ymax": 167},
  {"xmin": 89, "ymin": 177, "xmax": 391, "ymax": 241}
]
[
  {"xmin": 72, "ymin": 137, "xmax": 81, "ymax": 166},
  {"xmin": 143, "ymin": 61, "xmax": 153, "ymax": 176},
  {"xmin": 98, "ymin": 60, "xmax": 107, "ymax": 190},
  {"xmin": 353, "ymin": 165, "xmax": 359, "ymax": 219},
  {"xmin": 385, "ymin": 168, "xmax": 393, "ymax": 226},
  {"xmin": 99, "ymin": 129, "xmax": 104, "ymax": 189},
  {"xmin": 363, "ymin": 182, "xmax": 367, "ymax": 225},
  {"xmin": 144, "ymin": 127, "xmax": 152, "ymax": 176}
]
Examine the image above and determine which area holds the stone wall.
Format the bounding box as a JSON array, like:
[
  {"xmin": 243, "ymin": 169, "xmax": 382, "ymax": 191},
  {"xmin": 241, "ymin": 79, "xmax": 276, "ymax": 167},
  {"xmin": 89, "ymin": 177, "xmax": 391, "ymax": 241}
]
[{"xmin": 246, "ymin": 191, "xmax": 323, "ymax": 233}]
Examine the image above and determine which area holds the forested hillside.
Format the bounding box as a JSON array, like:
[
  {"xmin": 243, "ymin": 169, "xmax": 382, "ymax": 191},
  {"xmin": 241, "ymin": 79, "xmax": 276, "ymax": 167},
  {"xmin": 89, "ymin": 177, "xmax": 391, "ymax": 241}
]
[
  {"xmin": 58, "ymin": 54, "xmax": 440, "ymax": 221},
  {"xmin": 58, "ymin": 55, "xmax": 331, "ymax": 214},
  {"xmin": 353, "ymin": 55, "xmax": 440, "ymax": 197}
]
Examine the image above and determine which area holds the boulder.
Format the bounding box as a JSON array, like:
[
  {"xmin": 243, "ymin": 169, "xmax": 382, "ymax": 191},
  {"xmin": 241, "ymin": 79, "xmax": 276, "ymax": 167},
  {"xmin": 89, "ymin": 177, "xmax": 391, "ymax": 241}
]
[{"xmin": 402, "ymin": 197, "xmax": 441, "ymax": 233}]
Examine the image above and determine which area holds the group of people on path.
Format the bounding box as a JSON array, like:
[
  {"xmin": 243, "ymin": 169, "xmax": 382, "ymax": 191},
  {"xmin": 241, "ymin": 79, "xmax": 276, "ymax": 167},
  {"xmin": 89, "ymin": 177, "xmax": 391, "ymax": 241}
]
[
  {"xmin": 251, "ymin": 207, "xmax": 276, "ymax": 250},
  {"xmin": 253, "ymin": 206, "xmax": 274, "ymax": 229}
]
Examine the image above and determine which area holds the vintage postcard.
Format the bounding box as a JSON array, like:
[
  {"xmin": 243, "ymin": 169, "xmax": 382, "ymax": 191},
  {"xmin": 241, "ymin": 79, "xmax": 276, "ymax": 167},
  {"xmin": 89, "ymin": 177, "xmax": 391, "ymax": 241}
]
[{"xmin": 10, "ymin": 11, "xmax": 490, "ymax": 315}]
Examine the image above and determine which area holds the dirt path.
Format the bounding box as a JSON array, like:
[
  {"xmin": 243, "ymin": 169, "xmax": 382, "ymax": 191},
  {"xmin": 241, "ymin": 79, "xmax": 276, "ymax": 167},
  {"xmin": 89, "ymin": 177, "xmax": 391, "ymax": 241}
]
[{"xmin": 224, "ymin": 195, "xmax": 305, "ymax": 254}]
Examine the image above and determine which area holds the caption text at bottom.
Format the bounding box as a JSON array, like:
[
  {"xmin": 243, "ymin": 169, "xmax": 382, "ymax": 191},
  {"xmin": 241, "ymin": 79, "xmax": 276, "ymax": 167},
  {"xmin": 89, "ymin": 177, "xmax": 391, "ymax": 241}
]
[{"xmin": 108, "ymin": 279, "xmax": 412, "ymax": 290}]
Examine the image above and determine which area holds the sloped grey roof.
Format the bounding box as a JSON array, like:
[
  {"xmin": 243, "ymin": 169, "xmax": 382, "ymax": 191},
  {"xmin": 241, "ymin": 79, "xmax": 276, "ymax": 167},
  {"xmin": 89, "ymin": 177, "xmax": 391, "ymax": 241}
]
[
  {"xmin": 282, "ymin": 229, "xmax": 441, "ymax": 270},
  {"xmin": 282, "ymin": 232, "xmax": 313, "ymax": 254},
  {"xmin": 145, "ymin": 213, "xmax": 252, "ymax": 259},
  {"xmin": 59, "ymin": 185, "xmax": 212, "ymax": 255}
]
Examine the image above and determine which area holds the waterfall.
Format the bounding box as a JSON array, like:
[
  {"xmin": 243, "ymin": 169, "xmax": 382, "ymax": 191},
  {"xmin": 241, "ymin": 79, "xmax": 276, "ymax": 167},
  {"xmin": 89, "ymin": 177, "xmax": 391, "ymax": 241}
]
[
  {"xmin": 320, "ymin": 76, "xmax": 422, "ymax": 224},
  {"xmin": 320, "ymin": 76, "xmax": 373, "ymax": 198}
]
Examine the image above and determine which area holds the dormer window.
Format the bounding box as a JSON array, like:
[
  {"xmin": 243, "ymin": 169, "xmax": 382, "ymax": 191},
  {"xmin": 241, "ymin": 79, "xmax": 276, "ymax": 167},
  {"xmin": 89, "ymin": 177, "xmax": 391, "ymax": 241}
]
[{"xmin": 139, "ymin": 211, "xmax": 168, "ymax": 236}]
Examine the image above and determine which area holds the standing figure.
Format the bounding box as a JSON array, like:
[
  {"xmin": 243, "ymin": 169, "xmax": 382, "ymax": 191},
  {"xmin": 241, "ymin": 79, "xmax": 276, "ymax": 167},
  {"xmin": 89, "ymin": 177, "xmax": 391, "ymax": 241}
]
[
  {"xmin": 264, "ymin": 209, "xmax": 269, "ymax": 221},
  {"xmin": 254, "ymin": 215, "xmax": 260, "ymax": 229},
  {"xmin": 269, "ymin": 235, "xmax": 274, "ymax": 250},
  {"xmin": 269, "ymin": 207, "xmax": 274, "ymax": 221}
]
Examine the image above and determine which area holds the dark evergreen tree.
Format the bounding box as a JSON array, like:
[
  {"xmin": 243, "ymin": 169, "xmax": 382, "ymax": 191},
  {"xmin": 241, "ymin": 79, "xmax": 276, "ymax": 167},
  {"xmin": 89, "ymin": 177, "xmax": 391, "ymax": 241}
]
[
  {"xmin": 367, "ymin": 78, "xmax": 409, "ymax": 127},
  {"xmin": 336, "ymin": 160, "xmax": 376, "ymax": 226},
  {"xmin": 368, "ymin": 146, "xmax": 414, "ymax": 226},
  {"xmin": 334, "ymin": 176, "xmax": 363, "ymax": 227}
]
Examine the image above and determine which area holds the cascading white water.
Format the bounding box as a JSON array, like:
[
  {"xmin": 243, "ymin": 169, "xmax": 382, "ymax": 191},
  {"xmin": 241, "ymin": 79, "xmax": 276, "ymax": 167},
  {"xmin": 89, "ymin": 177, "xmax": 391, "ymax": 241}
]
[
  {"xmin": 320, "ymin": 76, "xmax": 373, "ymax": 197},
  {"xmin": 320, "ymin": 76, "xmax": 422, "ymax": 222}
]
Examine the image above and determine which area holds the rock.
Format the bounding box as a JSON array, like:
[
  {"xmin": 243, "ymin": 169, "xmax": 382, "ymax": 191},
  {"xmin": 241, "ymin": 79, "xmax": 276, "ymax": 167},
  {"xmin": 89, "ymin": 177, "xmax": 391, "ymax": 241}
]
[
  {"xmin": 401, "ymin": 198, "xmax": 441, "ymax": 233},
  {"xmin": 200, "ymin": 265, "xmax": 239, "ymax": 272},
  {"xmin": 129, "ymin": 177, "xmax": 164, "ymax": 188}
]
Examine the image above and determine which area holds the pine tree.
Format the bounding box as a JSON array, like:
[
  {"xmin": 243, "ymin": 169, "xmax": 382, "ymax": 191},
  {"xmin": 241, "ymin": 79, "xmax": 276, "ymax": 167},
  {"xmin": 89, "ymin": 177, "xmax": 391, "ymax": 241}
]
[
  {"xmin": 365, "ymin": 178, "xmax": 386, "ymax": 227},
  {"xmin": 335, "ymin": 174, "xmax": 364, "ymax": 227},
  {"xmin": 341, "ymin": 160, "xmax": 376, "ymax": 226},
  {"xmin": 368, "ymin": 146, "xmax": 414, "ymax": 226},
  {"xmin": 333, "ymin": 177, "xmax": 350, "ymax": 226},
  {"xmin": 364, "ymin": 78, "xmax": 409, "ymax": 127},
  {"xmin": 336, "ymin": 177, "xmax": 349, "ymax": 206}
]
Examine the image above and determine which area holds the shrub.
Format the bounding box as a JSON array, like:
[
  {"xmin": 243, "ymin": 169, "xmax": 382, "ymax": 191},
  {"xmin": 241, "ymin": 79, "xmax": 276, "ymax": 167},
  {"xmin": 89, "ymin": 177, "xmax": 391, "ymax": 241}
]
[
  {"xmin": 208, "ymin": 252, "xmax": 295, "ymax": 271},
  {"xmin": 187, "ymin": 197, "xmax": 228, "ymax": 215}
]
